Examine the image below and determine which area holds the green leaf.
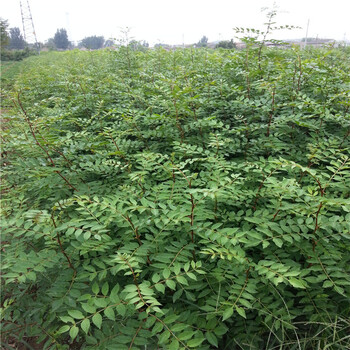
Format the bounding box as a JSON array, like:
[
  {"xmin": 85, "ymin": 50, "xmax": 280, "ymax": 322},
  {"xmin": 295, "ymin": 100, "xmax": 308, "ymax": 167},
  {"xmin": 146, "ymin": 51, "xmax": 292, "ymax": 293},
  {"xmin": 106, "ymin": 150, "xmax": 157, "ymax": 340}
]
[
  {"xmin": 152, "ymin": 273, "xmax": 160, "ymax": 283},
  {"xmin": 176, "ymin": 275, "xmax": 188, "ymax": 285},
  {"xmin": 104, "ymin": 307, "xmax": 115, "ymax": 320},
  {"xmin": 236, "ymin": 306, "xmax": 246, "ymax": 319},
  {"xmin": 334, "ymin": 285, "xmax": 345, "ymax": 295},
  {"xmin": 262, "ymin": 240, "xmax": 270, "ymax": 249},
  {"xmin": 172, "ymin": 289, "xmax": 183, "ymax": 302},
  {"xmin": 92, "ymin": 282, "xmax": 99, "ymax": 294},
  {"xmin": 152, "ymin": 322, "xmax": 164, "ymax": 334},
  {"xmin": 163, "ymin": 314, "xmax": 179, "ymax": 324},
  {"xmin": 116, "ymin": 304, "xmax": 126, "ymax": 316},
  {"xmin": 81, "ymin": 303, "xmax": 96, "ymax": 314},
  {"xmin": 94, "ymin": 298, "xmax": 108, "ymax": 308},
  {"xmin": 272, "ymin": 238, "xmax": 283, "ymax": 247},
  {"xmin": 110, "ymin": 284, "xmax": 120, "ymax": 303},
  {"xmin": 187, "ymin": 337, "xmax": 205, "ymax": 347},
  {"xmin": 57, "ymin": 325, "xmax": 70, "ymax": 334},
  {"xmin": 206, "ymin": 332, "xmax": 218, "ymax": 347},
  {"xmin": 27, "ymin": 271, "xmax": 36, "ymax": 281},
  {"xmin": 81, "ymin": 319, "xmax": 90, "ymax": 334},
  {"xmin": 69, "ymin": 326, "xmax": 79, "ymax": 340},
  {"xmin": 101, "ymin": 282, "xmax": 109, "ymax": 296},
  {"xmin": 289, "ymin": 278, "xmax": 306, "ymax": 289},
  {"xmin": 169, "ymin": 339, "xmax": 179, "ymax": 350},
  {"xmin": 92, "ymin": 313, "xmax": 102, "ymax": 329},
  {"xmin": 85, "ymin": 335, "xmax": 97, "ymax": 345},
  {"xmin": 245, "ymin": 217, "xmax": 263, "ymax": 224},
  {"xmin": 60, "ymin": 316, "xmax": 74, "ymax": 323},
  {"xmin": 68, "ymin": 310, "xmax": 85, "ymax": 319},
  {"xmin": 178, "ymin": 330, "xmax": 195, "ymax": 340},
  {"xmin": 172, "ymin": 323, "xmax": 188, "ymax": 332},
  {"xmin": 166, "ymin": 280, "xmax": 176, "ymax": 290},
  {"xmin": 173, "ymin": 263, "xmax": 181, "ymax": 275},
  {"xmin": 186, "ymin": 272, "xmax": 197, "ymax": 280},
  {"xmin": 323, "ymin": 280, "xmax": 333, "ymax": 288},
  {"xmin": 155, "ymin": 283, "xmax": 165, "ymax": 294},
  {"xmin": 158, "ymin": 330, "xmax": 170, "ymax": 344},
  {"xmin": 163, "ymin": 268, "xmax": 171, "ymax": 279},
  {"xmin": 306, "ymin": 217, "xmax": 313, "ymax": 225},
  {"xmin": 214, "ymin": 324, "xmax": 228, "ymax": 336},
  {"xmin": 145, "ymin": 317, "xmax": 157, "ymax": 328},
  {"xmin": 222, "ymin": 307, "xmax": 233, "ymax": 321}
]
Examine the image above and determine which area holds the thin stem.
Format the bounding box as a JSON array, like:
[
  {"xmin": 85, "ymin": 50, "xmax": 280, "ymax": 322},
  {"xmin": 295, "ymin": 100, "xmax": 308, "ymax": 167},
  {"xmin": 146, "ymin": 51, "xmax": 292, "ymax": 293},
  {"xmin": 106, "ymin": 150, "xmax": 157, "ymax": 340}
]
[
  {"xmin": 51, "ymin": 214, "xmax": 76, "ymax": 273},
  {"xmin": 266, "ymin": 86, "xmax": 276, "ymax": 137},
  {"xmin": 16, "ymin": 94, "xmax": 78, "ymax": 192}
]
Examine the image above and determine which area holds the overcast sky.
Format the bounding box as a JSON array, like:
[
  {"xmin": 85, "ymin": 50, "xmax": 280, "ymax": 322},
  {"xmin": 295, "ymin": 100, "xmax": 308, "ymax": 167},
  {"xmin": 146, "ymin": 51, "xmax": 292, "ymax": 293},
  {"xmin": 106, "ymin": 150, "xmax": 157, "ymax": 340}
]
[{"xmin": 1, "ymin": 0, "xmax": 349, "ymax": 45}]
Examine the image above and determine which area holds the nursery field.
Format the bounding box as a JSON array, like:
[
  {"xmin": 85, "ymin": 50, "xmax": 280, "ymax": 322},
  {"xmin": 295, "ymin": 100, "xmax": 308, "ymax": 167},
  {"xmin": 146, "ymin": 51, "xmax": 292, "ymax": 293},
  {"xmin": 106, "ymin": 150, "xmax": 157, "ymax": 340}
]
[{"xmin": 1, "ymin": 46, "xmax": 350, "ymax": 349}]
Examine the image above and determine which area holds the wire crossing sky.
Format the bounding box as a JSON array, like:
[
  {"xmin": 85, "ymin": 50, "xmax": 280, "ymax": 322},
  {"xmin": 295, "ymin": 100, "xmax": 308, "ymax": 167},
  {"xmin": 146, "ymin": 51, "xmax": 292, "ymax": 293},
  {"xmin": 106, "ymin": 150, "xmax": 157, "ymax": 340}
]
[{"xmin": 1, "ymin": 0, "xmax": 349, "ymax": 45}]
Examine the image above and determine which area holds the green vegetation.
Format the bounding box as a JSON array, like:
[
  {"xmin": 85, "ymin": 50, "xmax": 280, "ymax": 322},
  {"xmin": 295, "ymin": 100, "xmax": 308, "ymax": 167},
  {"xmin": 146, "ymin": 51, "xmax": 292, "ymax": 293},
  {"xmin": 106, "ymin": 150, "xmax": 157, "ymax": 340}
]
[
  {"xmin": 1, "ymin": 59, "xmax": 26, "ymax": 92},
  {"xmin": 0, "ymin": 19, "xmax": 38, "ymax": 61},
  {"xmin": 196, "ymin": 36, "xmax": 209, "ymax": 48},
  {"xmin": 1, "ymin": 44, "xmax": 350, "ymax": 349},
  {"xmin": 0, "ymin": 47, "xmax": 37, "ymax": 62},
  {"xmin": 53, "ymin": 28, "xmax": 70, "ymax": 50},
  {"xmin": 0, "ymin": 18, "xmax": 10, "ymax": 47},
  {"xmin": 215, "ymin": 40, "xmax": 236, "ymax": 49},
  {"xmin": 8, "ymin": 27, "xmax": 26, "ymax": 50},
  {"xmin": 79, "ymin": 36, "xmax": 105, "ymax": 50}
]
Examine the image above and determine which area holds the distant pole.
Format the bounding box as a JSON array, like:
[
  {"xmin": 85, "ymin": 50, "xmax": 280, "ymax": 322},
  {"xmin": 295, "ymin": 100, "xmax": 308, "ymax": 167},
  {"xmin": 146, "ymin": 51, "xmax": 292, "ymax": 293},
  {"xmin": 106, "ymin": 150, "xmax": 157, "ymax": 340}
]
[
  {"xmin": 65, "ymin": 12, "xmax": 72, "ymax": 44},
  {"xmin": 182, "ymin": 34, "xmax": 184, "ymax": 48},
  {"xmin": 304, "ymin": 18, "xmax": 310, "ymax": 49}
]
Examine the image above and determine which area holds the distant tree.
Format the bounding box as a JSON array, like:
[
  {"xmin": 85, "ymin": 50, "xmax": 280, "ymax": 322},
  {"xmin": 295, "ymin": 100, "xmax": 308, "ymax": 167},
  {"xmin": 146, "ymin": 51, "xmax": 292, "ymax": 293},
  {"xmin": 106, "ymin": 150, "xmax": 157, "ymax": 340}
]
[
  {"xmin": 301, "ymin": 37, "xmax": 316, "ymax": 42},
  {"xmin": 80, "ymin": 35, "xmax": 104, "ymax": 50},
  {"xmin": 196, "ymin": 36, "xmax": 208, "ymax": 48},
  {"xmin": 104, "ymin": 39, "xmax": 115, "ymax": 48},
  {"xmin": 9, "ymin": 27, "xmax": 26, "ymax": 49},
  {"xmin": 44, "ymin": 38, "xmax": 56, "ymax": 50},
  {"xmin": 0, "ymin": 18, "xmax": 10, "ymax": 48},
  {"xmin": 53, "ymin": 28, "xmax": 69, "ymax": 50},
  {"xmin": 216, "ymin": 39, "xmax": 236, "ymax": 49},
  {"xmin": 129, "ymin": 40, "xmax": 149, "ymax": 51},
  {"xmin": 301, "ymin": 37, "xmax": 332, "ymax": 42},
  {"xmin": 154, "ymin": 43, "xmax": 171, "ymax": 49}
]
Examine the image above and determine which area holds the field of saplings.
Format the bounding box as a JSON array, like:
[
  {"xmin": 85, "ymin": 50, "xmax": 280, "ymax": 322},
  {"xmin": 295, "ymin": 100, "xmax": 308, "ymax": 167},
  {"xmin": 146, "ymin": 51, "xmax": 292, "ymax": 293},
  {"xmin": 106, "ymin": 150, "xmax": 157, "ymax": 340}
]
[{"xmin": 1, "ymin": 45, "xmax": 350, "ymax": 349}]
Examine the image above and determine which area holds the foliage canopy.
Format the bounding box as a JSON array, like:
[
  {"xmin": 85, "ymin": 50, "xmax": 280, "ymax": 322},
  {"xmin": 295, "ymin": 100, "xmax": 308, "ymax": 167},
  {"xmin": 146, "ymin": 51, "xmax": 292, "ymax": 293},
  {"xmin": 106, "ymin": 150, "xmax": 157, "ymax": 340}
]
[
  {"xmin": 0, "ymin": 17, "xmax": 10, "ymax": 47},
  {"xmin": 9, "ymin": 27, "xmax": 26, "ymax": 50},
  {"xmin": 196, "ymin": 36, "xmax": 208, "ymax": 48},
  {"xmin": 1, "ymin": 43, "xmax": 350, "ymax": 349},
  {"xmin": 79, "ymin": 36, "xmax": 105, "ymax": 50},
  {"xmin": 53, "ymin": 28, "xmax": 69, "ymax": 50}
]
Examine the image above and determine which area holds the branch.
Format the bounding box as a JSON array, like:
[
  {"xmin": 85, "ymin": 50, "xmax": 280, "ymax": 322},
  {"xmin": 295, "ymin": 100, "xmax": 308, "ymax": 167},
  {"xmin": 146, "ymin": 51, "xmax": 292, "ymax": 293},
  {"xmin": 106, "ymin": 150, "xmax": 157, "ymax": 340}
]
[
  {"xmin": 16, "ymin": 94, "xmax": 78, "ymax": 192},
  {"xmin": 51, "ymin": 214, "xmax": 76, "ymax": 273}
]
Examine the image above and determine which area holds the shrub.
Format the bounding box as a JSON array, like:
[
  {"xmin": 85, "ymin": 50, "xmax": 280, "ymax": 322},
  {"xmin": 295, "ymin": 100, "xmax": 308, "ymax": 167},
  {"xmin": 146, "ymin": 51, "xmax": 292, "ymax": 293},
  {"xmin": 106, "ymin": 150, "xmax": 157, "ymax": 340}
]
[
  {"xmin": 0, "ymin": 47, "xmax": 37, "ymax": 61},
  {"xmin": 1, "ymin": 46, "xmax": 350, "ymax": 349}
]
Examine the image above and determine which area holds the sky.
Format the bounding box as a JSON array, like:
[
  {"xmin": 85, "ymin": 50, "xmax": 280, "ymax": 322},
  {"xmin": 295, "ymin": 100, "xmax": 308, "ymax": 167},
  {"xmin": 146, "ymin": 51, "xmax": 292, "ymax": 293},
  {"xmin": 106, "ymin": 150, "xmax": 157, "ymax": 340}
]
[{"xmin": 1, "ymin": 0, "xmax": 349, "ymax": 45}]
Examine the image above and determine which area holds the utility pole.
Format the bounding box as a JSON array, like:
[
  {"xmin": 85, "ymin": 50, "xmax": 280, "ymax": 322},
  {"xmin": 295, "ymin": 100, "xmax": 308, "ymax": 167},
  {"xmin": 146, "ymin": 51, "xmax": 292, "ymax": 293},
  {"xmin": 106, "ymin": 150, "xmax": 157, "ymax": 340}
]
[
  {"xmin": 65, "ymin": 12, "xmax": 72, "ymax": 46},
  {"xmin": 20, "ymin": 0, "xmax": 39, "ymax": 51},
  {"xmin": 304, "ymin": 18, "xmax": 310, "ymax": 49}
]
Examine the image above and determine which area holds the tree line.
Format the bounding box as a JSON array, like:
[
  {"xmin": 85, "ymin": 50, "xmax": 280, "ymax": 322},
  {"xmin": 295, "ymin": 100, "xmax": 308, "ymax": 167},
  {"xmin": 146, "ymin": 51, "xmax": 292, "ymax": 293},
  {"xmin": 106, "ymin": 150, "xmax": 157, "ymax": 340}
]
[
  {"xmin": 1, "ymin": 17, "xmax": 237, "ymax": 53},
  {"xmin": 0, "ymin": 20, "xmax": 108, "ymax": 51}
]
